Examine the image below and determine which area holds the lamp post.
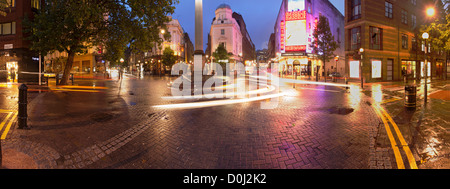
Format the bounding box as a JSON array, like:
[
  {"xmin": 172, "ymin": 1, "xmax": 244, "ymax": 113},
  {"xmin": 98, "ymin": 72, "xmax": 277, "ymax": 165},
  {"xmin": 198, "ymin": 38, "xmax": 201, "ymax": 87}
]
[
  {"xmin": 119, "ymin": 58, "xmax": 124, "ymax": 80},
  {"xmin": 359, "ymin": 48, "xmax": 364, "ymax": 89},
  {"xmin": 422, "ymin": 32, "xmax": 429, "ymax": 104},
  {"xmin": 160, "ymin": 29, "xmax": 165, "ymax": 78}
]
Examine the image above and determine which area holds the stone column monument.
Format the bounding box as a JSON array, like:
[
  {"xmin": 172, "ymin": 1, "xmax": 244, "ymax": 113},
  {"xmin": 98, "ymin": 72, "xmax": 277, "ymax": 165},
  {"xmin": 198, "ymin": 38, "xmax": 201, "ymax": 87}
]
[{"xmin": 193, "ymin": 0, "xmax": 205, "ymax": 95}]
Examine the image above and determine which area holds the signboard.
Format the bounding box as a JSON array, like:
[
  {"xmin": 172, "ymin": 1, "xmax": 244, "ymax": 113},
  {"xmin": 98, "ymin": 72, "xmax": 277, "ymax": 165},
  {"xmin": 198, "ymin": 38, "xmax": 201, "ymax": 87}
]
[
  {"xmin": 285, "ymin": 19, "xmax": 307, "ymax": 52},
  {"xmin": 4, "ymin": 44, "xmax": 13, "ymax": 49},
  {"xmin": 288, "ymin": 0, "xmax": 305, "ymax": 11},
  {"xmin": 280, "ymin": 21, "xmax": 285, "ymax": 52},
  {"xmin": 286, "ymin": 10, "xmax": 306, "ymax": 21}
]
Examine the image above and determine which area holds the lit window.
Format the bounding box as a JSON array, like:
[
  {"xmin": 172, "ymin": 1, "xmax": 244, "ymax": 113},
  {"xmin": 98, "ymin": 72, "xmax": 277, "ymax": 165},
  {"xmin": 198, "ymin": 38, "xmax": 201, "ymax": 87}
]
[
  {"xmin": 6, "ymin": 0, "xmax": 15, "ymax": 7},
  {"xmin": 31, "ymin": 0, "xmax": 41, "ymax": 9},
  {"xmin": 2, "ymin": 23, "xmax": 11, "ymax": 35},
  {"xmin": 371, "ymin": 60, "xmax": 382, "ymax": 79}
]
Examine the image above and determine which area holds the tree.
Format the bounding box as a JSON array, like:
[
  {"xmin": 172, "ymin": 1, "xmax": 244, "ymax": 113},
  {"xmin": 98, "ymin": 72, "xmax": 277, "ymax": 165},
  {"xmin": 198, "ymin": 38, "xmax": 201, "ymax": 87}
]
[
  {"xmin": 310, "ymin": 15, "xmax": 338, "ymax": 82},
  {"xmin": 212, "ymin": 43, "xmax": 230, "ymax": 73},
  {"xmin": 421, "ymin": 0, "xmax": 449, "ymax": 79},
  {"xmin": 162, "ymin": 47, "xmax": 177, "ymax": 72},
  {"xmin": 24, "ymin": 0, "xmax": 178, "ymax": 85}
]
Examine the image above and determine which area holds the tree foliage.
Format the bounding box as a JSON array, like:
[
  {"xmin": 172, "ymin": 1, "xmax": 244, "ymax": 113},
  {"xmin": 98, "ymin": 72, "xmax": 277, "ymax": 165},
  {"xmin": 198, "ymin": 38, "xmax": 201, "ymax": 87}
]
[
  {"xmin": 212, "ymin": 43, "xmax": 229, "ymax": 62},
  {"xmin": 24, "ymin": 0, "xmax": 178, "ymax": 85},
  {"xmin": 310, "ymin": 15, "xmax": 338, "ymax": 82},
  {"xmin": 162, "ymin": 47, "xmax": 177, "ymax": 70}
]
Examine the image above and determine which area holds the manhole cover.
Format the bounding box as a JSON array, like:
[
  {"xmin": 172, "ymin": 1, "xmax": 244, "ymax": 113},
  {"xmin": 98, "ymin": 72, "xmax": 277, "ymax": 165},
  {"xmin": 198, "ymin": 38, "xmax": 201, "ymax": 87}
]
[
  {"xmin": 327, "ymin": 107, "xmax": 354, "ymax": 115},
  {"xmin": 90, "ymin": 112, "xmax": 114, "ymax": 122}
]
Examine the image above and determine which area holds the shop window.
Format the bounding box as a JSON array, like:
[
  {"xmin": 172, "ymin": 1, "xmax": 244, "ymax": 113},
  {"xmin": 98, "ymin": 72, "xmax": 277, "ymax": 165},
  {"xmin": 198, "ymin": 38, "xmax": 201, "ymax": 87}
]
[
  {"xmin": 349, "ymin": 61, "xmax": 360, "ymax": 78},
  {"xmin": 371, "ymin": 60, "xmax": 382, "ymax": 78}
]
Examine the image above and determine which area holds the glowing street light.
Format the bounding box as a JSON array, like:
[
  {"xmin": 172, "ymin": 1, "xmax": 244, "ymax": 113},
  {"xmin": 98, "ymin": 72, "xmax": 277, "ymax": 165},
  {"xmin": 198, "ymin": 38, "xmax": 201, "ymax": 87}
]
[{"xmin": 426, "ymin": 7, "xmax": 435, "ymax": 17}]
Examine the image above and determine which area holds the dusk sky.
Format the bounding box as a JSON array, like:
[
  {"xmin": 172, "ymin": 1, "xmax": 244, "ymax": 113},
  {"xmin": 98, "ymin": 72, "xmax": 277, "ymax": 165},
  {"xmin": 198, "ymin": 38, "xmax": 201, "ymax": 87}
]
[{"xmin": 171, "ymin": 0, "xmax": 345, "ymax": 51}]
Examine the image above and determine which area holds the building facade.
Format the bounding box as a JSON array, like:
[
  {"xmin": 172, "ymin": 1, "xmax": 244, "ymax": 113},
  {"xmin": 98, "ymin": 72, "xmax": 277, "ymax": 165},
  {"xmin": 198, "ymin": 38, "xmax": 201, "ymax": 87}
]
[
  {"xmin": 144, "ymin": 17, "xmax": 192, "ymax": 74},
  {"xmin": 208, "ymin": 4, "xmax": 244, "ymax": 63},
  {"xmin": 0, "ymin": 0, "xmax": 42, "ymax": 83},
  {"xmin": 272, "ymin": 0, "xmax": 345, "ymax": 77},
  {"xmin": 344, "ymin": 0, "xmax": 448, "ymax": 82}
]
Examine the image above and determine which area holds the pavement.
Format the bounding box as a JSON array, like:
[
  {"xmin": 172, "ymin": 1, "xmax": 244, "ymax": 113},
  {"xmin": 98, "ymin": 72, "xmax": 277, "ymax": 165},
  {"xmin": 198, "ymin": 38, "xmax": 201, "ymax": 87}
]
[{"xmin": 0, "ymin": 72, "xmax": 449, "ymax": 169}]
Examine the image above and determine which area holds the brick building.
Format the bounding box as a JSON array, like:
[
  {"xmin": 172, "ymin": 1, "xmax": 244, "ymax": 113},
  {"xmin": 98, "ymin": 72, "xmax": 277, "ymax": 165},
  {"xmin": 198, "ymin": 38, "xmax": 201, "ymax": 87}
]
[
  {"xmin": 0, "ymin": 0, "xmax": 42, "ymax": 83},
  {"xmin": 345, "ymin": 0, "xmax": 448, "ymax": 82}
]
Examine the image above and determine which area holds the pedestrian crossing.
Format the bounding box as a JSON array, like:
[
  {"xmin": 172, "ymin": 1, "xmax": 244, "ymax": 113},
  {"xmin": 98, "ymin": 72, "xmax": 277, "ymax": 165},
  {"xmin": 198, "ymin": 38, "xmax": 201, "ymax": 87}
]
[{"xmin": 0, "ymin": 109, "xmax": 18, "ymax": 140}]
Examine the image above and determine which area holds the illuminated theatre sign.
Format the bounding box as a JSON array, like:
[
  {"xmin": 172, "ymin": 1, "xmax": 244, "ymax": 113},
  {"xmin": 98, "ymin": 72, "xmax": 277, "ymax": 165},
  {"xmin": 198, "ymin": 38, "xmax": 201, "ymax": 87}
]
[{"xmin": 282, "ymin": 0, "xmax": 307, "ymax": 53}]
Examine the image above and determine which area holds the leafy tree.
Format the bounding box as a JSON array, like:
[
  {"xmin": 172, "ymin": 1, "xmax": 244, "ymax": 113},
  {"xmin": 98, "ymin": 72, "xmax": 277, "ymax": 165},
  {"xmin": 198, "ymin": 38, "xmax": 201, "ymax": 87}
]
[
  {"xmin": 162, "ymin": 47, "xmax": 177, "ymax": 71},
  {"xmin": 24, "ymin": 0, "xmax": 178, "ymax": 85},
  {"xmin": 212, "ymin": 43, "xmax": 230, "ymax": 73},
  {"xmin": 310, "ymin": 15, "xmax": 338, "ymax": 82},
  {"xmin": 421, "ymin": 0, "xmax": 449, "ymax": 79}
]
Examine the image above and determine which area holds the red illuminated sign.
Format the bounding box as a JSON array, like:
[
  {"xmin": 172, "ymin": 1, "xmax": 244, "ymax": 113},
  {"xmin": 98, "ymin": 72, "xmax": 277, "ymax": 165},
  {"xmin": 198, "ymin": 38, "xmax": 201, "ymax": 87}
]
[
  {"xmin": 286, "ymin": 10, "xmax": 306, "ymax": 21},
  {"xmin": 280, "ymin": 21, "xmax": 285, "ymax": 51},
  {"xmin": 285, "ymin": 45, "xmax": 307, "ymax": 52}
]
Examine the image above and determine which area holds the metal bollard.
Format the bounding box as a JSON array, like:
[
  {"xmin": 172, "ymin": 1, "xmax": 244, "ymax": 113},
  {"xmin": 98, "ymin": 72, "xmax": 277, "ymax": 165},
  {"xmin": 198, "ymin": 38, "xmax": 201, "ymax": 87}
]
[{"xmin": 18, "ymin": 84, "xmax": 28, "ymax": 129}]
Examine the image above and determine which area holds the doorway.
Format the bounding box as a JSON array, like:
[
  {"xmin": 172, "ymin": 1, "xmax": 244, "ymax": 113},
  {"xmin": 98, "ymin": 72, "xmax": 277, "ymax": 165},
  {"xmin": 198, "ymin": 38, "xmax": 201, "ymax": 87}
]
[
  {"xmin": 387, "ymin": 59, "xmax": 393, "ymax": 81},
  {"xmin": 6, "ymin": 61, "xmax": 18, "ymax": 83}
]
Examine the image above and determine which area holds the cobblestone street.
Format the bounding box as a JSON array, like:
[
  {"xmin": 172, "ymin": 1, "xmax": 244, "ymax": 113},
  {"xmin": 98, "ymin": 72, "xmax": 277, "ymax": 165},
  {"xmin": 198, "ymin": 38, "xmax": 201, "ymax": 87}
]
[{"xmin": 1, "ymin": 74, "xmax": 449, "ymax": 170}]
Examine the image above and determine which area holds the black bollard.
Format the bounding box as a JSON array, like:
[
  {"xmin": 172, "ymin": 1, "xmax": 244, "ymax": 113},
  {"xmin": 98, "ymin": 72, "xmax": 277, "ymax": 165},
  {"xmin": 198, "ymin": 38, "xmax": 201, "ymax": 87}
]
[{"xmin": 18, "ymin": 84, "xmax": 28, "ymax": 129}]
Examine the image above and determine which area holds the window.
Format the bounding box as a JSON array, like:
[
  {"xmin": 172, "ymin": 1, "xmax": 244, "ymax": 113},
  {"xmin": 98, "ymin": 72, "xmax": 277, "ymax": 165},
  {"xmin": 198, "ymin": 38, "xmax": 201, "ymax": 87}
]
[
  {"xmin": 351, "ymin": 0, "xmax": 361, "ymax": 20},
  {"xmin": 221, "ymin": 29, "xmax": 225, "ymax": 35},
  {"xmin": 385, "ymin": 2, "xmax": 393, "ymax": 18},
  {"xmin": 371, "ymin": 60, "xmax": 382, "ymax": 79},
  {"xmin": 1, "ymin": 22, "xmax": 15, "ymax": 35},
  {"xmin": 370, "ymin": 27, "xmax": 382, "ymax": 50},
  {"xmin": 6, "ymin": 0, "xmax": 15, "ymax": 7},
  {"xmin": 31, "ymin": 0, "xmax": 41, "ymax": 9},
  {"xmin": 411, "ymin": 0, "xmax": 416, "ymax": 6},
  {"xmin": 351, "ymin": 27, "xmax": 361, "ymax": 50},
  {"xmin": 411, "ymin": 14, "xmax": 417, "ymax": 28},
  {"xmin": 402, "ymin": 35, "xmax": 408, "ymax": 49},
  {"xmin": 401, "ymin": 9, "xmax": 408, "ymax": 24}
]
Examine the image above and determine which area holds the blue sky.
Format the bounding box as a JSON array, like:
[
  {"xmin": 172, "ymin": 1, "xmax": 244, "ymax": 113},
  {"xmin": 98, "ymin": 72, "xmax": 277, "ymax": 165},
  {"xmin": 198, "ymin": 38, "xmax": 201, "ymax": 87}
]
[{"xmin": 171, "ymin": 0, "xmax": 345, "ymax": 50}]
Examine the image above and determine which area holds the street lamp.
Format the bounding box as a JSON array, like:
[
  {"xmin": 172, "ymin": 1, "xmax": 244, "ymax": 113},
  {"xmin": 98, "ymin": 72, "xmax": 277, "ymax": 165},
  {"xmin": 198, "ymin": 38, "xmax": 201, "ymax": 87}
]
[
  {"xmin": 426, "ymin": 7, "xmax": 435, "ymax": 17},
  {"xmin": 359, "ymin": 48, "xmax": 364, "ymax": 89},
  {"xmin": 422, "ymin": 32, "xmax": 429, "ymax": 104}
]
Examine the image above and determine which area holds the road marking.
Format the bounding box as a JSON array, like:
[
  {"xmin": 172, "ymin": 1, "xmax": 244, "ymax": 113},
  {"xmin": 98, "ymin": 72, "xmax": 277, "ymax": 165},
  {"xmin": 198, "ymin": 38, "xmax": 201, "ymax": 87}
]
[
  {"xmin": 378, "ymin": 106, "xmax": 418, "ymax": 169},
  {"xmin": 372, "ymin": 105, "xmax": 405, "ymax": 169},
  {"xmin": 50, "ymin": 88, "xmax": 102, "ymax": 93},
  {"xmin": 1, "ymin": 111, "xmax": 17, "ymax": 140},
  {"xmin": 0, "ymin": 112, "xmax": 13, "ymax": 133},
  {"xmin": 381, "ymin": 97, "xmax": 402, "ymax": 104}
]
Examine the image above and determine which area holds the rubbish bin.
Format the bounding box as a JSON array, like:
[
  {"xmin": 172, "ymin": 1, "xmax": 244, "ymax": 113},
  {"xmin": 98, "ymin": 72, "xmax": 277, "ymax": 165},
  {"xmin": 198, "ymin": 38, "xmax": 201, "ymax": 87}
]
[{"xmin": 405, "ymin": 85, "xmax": 417, "ymax": 109}]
